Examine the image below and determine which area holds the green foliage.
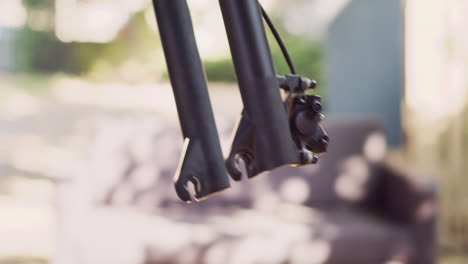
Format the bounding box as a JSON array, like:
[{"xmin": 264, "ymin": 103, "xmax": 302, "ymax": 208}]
[
  {"xmin": 203, "ymin": 36, "xmax": 323, "ymax": 84},
  {"xmin": 13, "ymin": 28, "xmax": 67, "ymax": 73},
  {"xmin": 271, "ymin": 35, "xmax": 323, "ymax": 83},
  {"xmin": 11, "ymin": 5, "xmax": 323, "ymax": 86},
  {"xmin": 204, "ymin": 58, "xmax": 236, "ymax": 82},
  {"xmin": 202, "ymin": 10, "xmax": 323, "ymax": 84},
  {"xmin": 68, "ymin": 43, "xmax": 108, "ymax": 74},
  {"xmin": 11, "ymin": 11, "xmax": 159, "ymax": 75},
  {"xmin": 93, "ymin": 12, "xmax": 161, "ymax": 65},
  {"xmin": 12, "ymin": 27, "xmax": 105, "ymax": 74},
  {"xmin": 22, "ymin": 0, "xmax": 54, "ymax": 9}
]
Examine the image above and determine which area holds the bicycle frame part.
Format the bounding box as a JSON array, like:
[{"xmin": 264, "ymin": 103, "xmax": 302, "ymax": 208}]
[
  {"xmin": 219, "ymin": 0, "xmax": 299, "ymax": 180},
  {"xmin": 152, "ymin": 0, "xmax": 230, "ymax": 202}
]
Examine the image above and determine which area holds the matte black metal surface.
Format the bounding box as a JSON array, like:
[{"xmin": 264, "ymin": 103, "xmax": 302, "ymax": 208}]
[
  {"xmin": 219, "ymin": 0, "xmax": 299, "ymax": 180},
  {"xmin": 153, "ymin": 0, "xmax": 230, "ymax": 202}
]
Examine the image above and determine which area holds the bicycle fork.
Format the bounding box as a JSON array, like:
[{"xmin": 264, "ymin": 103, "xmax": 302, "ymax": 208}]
[{"xmin": 152, "ymin": 0, "xmax": 328, "ymax": 202}]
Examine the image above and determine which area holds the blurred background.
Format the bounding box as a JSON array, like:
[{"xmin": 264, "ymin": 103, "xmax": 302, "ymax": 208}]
[{"xmin": 0, "ymin": 0, "xmax": 466, "ymax": 263}]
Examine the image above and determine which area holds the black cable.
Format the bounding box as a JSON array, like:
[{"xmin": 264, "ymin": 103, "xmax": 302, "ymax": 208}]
[{"xmin": 259, "ymin": 3, "xmax": 297, "ymax": 75}]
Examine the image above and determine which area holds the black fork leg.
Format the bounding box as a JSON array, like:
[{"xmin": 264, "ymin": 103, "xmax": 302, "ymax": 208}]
[
  {"xmin": 152, "ymin": 0, "xmax": 230, "ymax": 202},
  {"xmin": 219, "ymin": 0, "xmax": 299, "ymax": 180}
]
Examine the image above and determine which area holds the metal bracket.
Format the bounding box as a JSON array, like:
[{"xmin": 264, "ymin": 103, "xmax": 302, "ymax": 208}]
[{"xmin": 226, "ymin": 75, "xmax": 329, "ymax": 180}]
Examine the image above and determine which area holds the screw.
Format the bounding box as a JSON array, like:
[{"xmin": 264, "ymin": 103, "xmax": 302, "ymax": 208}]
[
  {"xmin": 297, "ymin": 95, "xmax": 307, "ymax": 104},
  {"xmin": 309, "ymin": 80, "xmax": 317, "ymax": 89},
  {"xmin": 300, "ymin": 151, "xmax": 319, "ymax": 164},
  {"xmin": 312, "ymin": 154, "xmax": 319, "ymax": 164}
]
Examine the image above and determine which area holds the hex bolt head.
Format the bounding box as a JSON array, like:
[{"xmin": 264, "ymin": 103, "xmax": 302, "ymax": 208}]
[
  {"xmin": 297, "ymin": 95, "xmax": 307, "ymax": 105},
  {"xmin": 311, "ymin": 154, "xmax": 319, "ymax": 164}
]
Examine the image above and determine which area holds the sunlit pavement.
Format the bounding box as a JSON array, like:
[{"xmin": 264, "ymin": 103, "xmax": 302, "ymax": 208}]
[
  {"xmin": 0, "ymin": 76, "xmax": 241, "ymax": 262},
  {"xmin": 0, "ymin": 198, "xmax": 55, "ymax": 261},
  {"xmin": 0, "ymin": 75, "xmax": 465, "ymax": 263}
]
